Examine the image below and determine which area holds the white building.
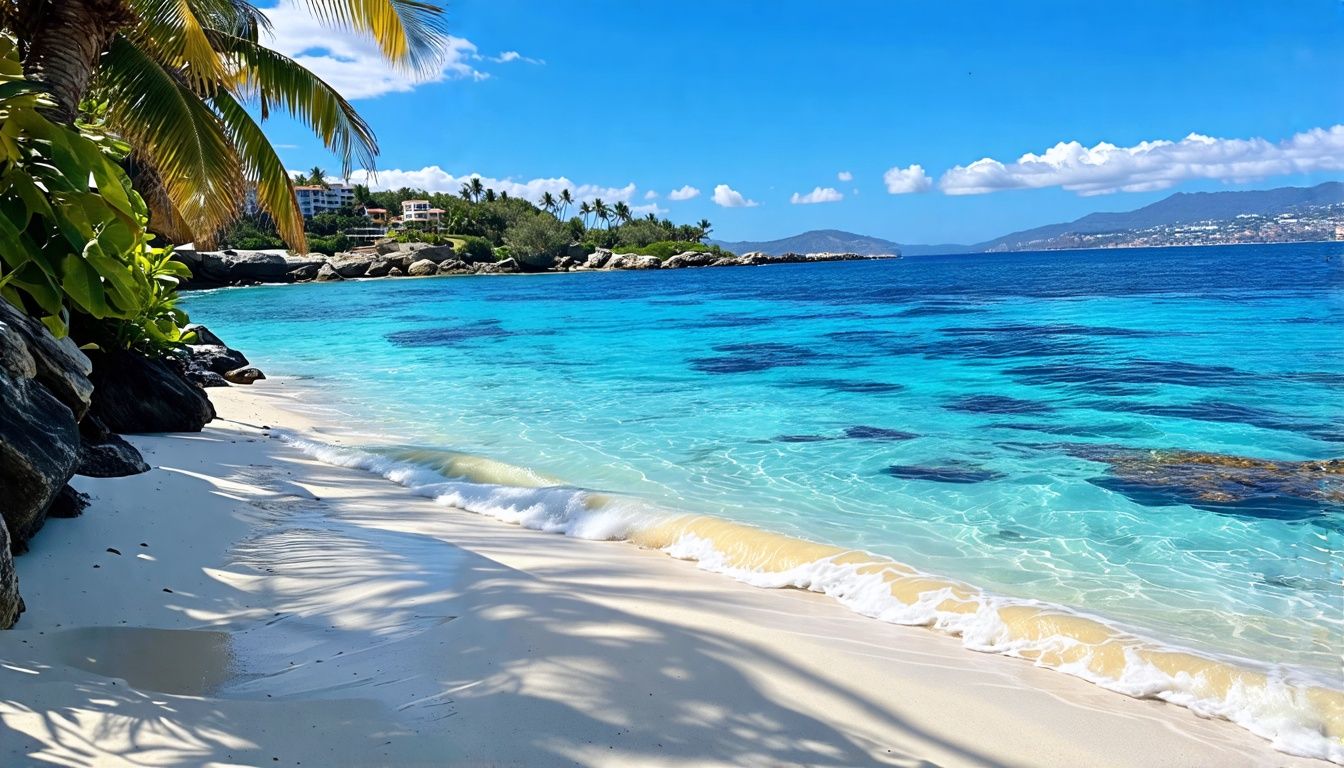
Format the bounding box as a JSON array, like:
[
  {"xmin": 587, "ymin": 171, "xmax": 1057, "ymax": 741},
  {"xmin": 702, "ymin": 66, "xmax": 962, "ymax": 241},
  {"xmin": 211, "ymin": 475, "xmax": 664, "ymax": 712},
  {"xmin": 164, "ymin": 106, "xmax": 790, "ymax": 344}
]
[
  {"xmin": 400, "ymin": 199, "xmax": 444, "ymax": 227},
  {"xmin": 294, "ymin": 183, "xmax": 356, "ymax": 217}
]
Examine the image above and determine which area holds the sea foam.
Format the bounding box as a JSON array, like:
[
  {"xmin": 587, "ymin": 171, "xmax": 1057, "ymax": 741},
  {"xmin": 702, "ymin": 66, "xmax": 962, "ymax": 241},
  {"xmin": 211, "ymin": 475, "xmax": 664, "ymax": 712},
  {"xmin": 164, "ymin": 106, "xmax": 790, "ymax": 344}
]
[{"xmin": 276, "ymin": 430, "xmax": 1344, "ymax": 763}]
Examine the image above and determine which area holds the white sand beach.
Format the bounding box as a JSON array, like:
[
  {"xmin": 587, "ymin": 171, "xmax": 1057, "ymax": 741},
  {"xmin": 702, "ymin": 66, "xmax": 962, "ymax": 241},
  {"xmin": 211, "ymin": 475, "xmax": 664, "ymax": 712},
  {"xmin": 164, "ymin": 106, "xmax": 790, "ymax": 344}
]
[{"xmin": 0, "ymin": 383, "xmax": 1327, "ymax": 767}]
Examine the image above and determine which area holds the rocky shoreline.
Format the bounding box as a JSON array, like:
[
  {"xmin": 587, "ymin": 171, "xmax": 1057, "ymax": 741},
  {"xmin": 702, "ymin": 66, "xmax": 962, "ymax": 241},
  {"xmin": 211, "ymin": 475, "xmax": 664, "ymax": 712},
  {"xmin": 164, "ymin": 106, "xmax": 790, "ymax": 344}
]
[{"xmin": 172, "ymin": 242, "xmax": 886, "ymax": 288}]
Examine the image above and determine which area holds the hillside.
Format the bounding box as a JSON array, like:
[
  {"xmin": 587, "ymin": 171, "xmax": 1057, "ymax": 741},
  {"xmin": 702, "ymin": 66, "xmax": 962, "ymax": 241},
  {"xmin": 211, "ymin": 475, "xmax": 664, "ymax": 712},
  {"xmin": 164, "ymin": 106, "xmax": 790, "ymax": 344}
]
[
  {"xmin": 714, "ymin": 183, "xmax": 1343, "ymax": 257},
  {"xmin": 977, "ymin": 182, "xmax": 1344, "ymax": 251}
]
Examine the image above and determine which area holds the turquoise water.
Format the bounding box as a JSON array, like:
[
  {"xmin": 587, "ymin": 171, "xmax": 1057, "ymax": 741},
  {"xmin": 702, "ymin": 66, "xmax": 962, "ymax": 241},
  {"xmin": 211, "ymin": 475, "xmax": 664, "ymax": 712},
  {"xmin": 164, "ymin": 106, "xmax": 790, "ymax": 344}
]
[{"xmin": 184, "ymin": 243, "xmax": 1344, "ymax": 750}]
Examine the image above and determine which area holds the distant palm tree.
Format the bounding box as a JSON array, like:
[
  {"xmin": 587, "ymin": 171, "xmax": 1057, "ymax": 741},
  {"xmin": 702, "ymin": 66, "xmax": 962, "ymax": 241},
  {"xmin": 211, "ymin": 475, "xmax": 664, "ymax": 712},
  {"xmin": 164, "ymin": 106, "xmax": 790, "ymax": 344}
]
[
  {"xmin": 578, "ymin": 201, "xmax": 592, "ymax": 228},
  {"xmin": 499, "ymin": 190, "xmax": 509, "ymax": 201},
  {"xmin": 459, "ymin": 182, "xmax": 474, "ymax": 201},
  {"xmin": 306, "ymin": 166, "xmax": 329, "ymax": 187},
  {"xmin": 469, "ymin": 177, "xmax": 485, "ymax": 202},
  {"xmin": 353, "ymin": 183, "xmax": 372, "ymax": 205},
  {"xmin": 540, "ymin": 191, "xmax": 557, "ymax": 215},
  {"xmin": 645, "ymin": 212, "xmax": 658, "ymax": 222},
  {"xmin": 696, "ymin": 218, "xmax": 713, "ymax": 242},
  {"xmin": 592, "ymin": 198, "xmax": 611, "ymax": 229},
  {"xmin": 613, "ymin": 201, "xmax": 632, "ymax": 225},
  {"xmin": 559, "ymin": 189, "xmax": 574, "ymax": 219},
  {"xmin": 484, "ymin": 188, "xmax": 496, "ymax": 203}
]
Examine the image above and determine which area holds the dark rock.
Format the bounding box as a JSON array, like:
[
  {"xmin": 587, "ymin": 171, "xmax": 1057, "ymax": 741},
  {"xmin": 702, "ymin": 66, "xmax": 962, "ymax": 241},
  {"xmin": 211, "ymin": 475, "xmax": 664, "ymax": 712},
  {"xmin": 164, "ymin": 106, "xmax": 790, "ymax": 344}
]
[
  {"xmin": 87, "ymin": 348, "xmax": 215, "ymax": 433},
  {"xmin": 47, "ymin": 485, "xmax": 90, "ymax": 518},
  {"xmin": 564, "ymin": 243, "xmax": 591, "ymax": 259},
  {"xmin": 364, "ymin": 259, "xmax": 391, "ymax": 277},
  {"xmin": 1, "ymin": 313, "xmax": 81, "ymax": 551},
  {"xmin": 224, "ymin": 366, "xmax": 266, "ymax": 385},
  {"xmin": 0, "ymin": 300, "xmax": 94, "ymax": 418},
  {"xmin": 76, "ymin": 415, "xmax": 150, "ymax": 477},
  {"xmin": 387, "ymin": 266, "xmax": 405, "ymax": 277},
  {"xmin": 407, "ymin": 258, "xmax": 438, "ymax": 277},
  {"xmin": 315, "ymin": 263, "xmax": 344, "ymax": 282},
  {"xmin": 173, "ymin": 249, "xmax": 326, "ymax": 286},
  {"xmin": 183, "ymin": 323, "xmax": 226, "ymax": 346},
  {"xmin": 187, "ymin": 344, "xmax": 248, "ymax": 375},
  {"xmin": 184, "ymin": 365, "xmax": 229, "ymax": 388},
  {"xmin": 411, "ymin": 244, "xmax": 456, "ymax": 263},
  {"xmin": 328, "ymin": 252, "xmax": 379, "ymax": 278},
  {"xmin": 478, "ymin": 258, "xmax": 520, "ymax": 274},
  {"xmin": 1069, "ymin": 446, "xmax": 1344, "ymax": 520},
  {"xmin": 287, "ymin": 263, "xmax": 321, "ymax": 281},
  {"xmin": 436, "ymin": 259, "xmax": 472, "ymax": 275},
  {"xmin": 0, "ymin": 516, "xmax": 20, "ymax": 627}
]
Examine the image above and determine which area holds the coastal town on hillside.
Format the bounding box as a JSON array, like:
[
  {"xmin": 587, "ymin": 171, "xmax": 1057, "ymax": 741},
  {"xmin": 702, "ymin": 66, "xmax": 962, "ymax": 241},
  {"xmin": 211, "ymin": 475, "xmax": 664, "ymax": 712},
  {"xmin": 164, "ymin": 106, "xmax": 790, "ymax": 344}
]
[{"xmin": 983, "ymin": 204, "xmax": 1344, "ymax": 252}]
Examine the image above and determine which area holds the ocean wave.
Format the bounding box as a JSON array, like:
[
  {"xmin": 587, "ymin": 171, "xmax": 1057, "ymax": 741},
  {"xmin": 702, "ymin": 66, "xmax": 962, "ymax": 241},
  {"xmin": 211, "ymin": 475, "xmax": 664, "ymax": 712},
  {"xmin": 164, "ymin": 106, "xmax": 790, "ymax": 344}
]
[{"xmin": 276, "ymin": 430, "xmax": 1344, "ymax": 763}]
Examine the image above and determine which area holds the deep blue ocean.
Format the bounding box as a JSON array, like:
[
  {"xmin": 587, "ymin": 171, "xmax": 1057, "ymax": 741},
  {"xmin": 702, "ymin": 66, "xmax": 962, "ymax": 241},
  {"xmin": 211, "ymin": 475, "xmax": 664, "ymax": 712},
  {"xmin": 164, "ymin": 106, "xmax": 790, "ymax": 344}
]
[{"xmin": 184, "ymin": 242, "xmax": 1344, "ymax": 755}]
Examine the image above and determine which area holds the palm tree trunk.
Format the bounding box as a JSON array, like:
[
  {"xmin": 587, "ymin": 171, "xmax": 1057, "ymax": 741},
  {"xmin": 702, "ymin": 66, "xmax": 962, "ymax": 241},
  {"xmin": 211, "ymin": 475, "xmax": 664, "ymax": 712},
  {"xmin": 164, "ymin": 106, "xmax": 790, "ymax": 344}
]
[{"xmin": 23, "ymin": 0, "xmax": 132, "ymax": 124}]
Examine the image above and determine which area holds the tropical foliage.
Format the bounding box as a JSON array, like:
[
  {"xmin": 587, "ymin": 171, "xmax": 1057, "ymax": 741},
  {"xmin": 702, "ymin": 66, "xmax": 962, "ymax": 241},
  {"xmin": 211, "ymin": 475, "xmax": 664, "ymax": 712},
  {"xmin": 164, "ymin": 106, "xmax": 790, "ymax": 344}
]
[
  {"xmin": 0, "ymin": 37, "xmax": 188, "ymax": 346},
  {"xmin": 2, "ymin": 0, "xmax": 451, "ymax": 253}
]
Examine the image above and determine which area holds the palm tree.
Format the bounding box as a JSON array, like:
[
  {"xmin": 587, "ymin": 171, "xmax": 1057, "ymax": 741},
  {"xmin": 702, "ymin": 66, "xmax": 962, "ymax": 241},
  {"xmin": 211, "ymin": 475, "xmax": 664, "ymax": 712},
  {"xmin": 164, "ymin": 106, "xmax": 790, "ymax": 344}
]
[
  {"xmin": 468, "ymin": 177, "xmax": 485, "ymax": 203},
  {"xmin": 591, "ymin": 198, "xmax": 610, "ymax": 229},
  {"xmin": 578, "ymin": 201, "xmax": 592, "ymax": 229},
  {"xmin": 645, "ymin": 212, "xmax": 658, "ymax": 222},
  {"xmin": 539, "ymin": 191, "xmax": 556, "ymax": 216},
  {"xmin": 696, "ymin": 218, "xmax": 713, "ymax": 242},
  {"xmin": 459, "ymin": 182, "xmax": 474, "ymax": 201},
  {"xmin": 558, "ymin": 189, "xmax": 573, "ymax": 220},
  {"xmin": 306, "ymin": 166, "xmax": 329, "ymax": 187},
  {"xmin": 613, "ymin": 201, "xmax": 632, "ymax": 226},
  {"xmin": 484, "ymin": 188, "xmax": 496, "ymax": 203},
  {"xmin": 2, "ymin": 0, "xmax": 451, "ymax": 252}
]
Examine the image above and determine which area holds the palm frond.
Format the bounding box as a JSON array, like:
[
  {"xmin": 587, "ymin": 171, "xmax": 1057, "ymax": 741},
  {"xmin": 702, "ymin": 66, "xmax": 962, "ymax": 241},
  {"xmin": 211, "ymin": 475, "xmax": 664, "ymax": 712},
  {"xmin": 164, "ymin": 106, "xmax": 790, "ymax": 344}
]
[
  {"xmin": 296, "ymin": 0, "xmax": 450, "ymax": 72},
  {"xmin": 123, "ymin": 0, "xmax": 232, "ymax": 92},
  {"xmin": 100, "ymin": 35, "xmax": 244, "ymax": 243},
  {"xmin": 212, "ymin": 89, "xmax": 308, "ymax": 251},
  {"xmin": 212, "ymin": 30, "xmax": 377, "ymax": 177}
]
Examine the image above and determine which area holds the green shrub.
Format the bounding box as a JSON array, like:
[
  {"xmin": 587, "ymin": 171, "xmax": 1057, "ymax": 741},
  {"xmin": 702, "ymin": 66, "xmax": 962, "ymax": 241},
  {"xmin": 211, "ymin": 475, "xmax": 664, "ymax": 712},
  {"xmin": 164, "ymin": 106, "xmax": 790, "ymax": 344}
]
[
  {"xmin": 305, "ymin": 232, "xmax": 351, "ymax": 255},
  {"xmin": 456, "ymin": 235, "xmax": 496, "ymax": 262},
  {"xmin": 493, "ymin": 245, "xmax": 512, "ymax": 260},
  {"xmin": 0, "ymin": 38, "xmax": 190, "ymax": 349},
  {"xmin": 504, "ymin": 213, "xmax": 567, "ymax": 262}
]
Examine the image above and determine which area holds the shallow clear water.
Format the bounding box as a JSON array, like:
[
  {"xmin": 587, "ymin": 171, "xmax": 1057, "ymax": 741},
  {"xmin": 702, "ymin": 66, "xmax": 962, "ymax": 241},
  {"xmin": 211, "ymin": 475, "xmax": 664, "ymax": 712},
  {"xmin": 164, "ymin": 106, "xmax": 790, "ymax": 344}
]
[{"xmin": 184, "ymin": 243, "xmax": 1344, "ymax": 684}]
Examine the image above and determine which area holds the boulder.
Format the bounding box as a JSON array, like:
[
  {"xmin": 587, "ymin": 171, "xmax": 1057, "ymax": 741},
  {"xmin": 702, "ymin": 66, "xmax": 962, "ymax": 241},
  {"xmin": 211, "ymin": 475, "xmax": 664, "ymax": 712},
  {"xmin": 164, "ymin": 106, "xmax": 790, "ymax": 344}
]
[
  {"xmin": 564, "ymin": 243, "xmax": 591, "ymax": 259},
  {"xmin": 0, "ymin": 316, "xmax": 81, "ymax": 551},
  {"xmin": 584, "ymin": 248, "xmax": 613, "ymax": 269},
  {"xmin": 711, "ymin": 256, "xmax": 744, "ymax": 267},
  {"xmin": 388, "ymin": 266, "xmax": 405, "ymax": 277},
  {"xmin": 173, "ymin": 249, "xmax": 326, "ymax": 286},
  {"xmin": 407, "ymin": 259, "xmax": 439, "ymax": 277},
  {"xmin": 224, "ymin": 366, "xmax": 266, "ymax": 385},
  {"xmin": 47, "ymin": 485, "xmax": 90, "ymax": 518},
  {"xmin": 185, "ymin": 367, "xmax": 229, "ymax": 388},
  {"xmin": 87, "ymin": 349, "xmax": 215, "ymax": 434},
  {"xmin": 632, "ymin": 255, "xmax": 661, "ymax": 270},
  {"xmin": 374, "ymin": 240, "xmax": 401, "ymax": 255},
  {"xmin": 183, "ymin": 323, "xmax": 226, "ymax": 346},
  {"xmin": 414, "ymin": 244, "xmax": 456, "ymax": 263},
  {"xmin": 605, "ymin": 253, "xmax": 659, "ymax": 270},
  {"xmin": 76, "ymin": 414, "xmax": 150, "ymax": 478},
  {"xmin": 0, "ymin": 517, "xmax": 19, "ymax": 627},
  {"xmin": 364, "ymin": 259, "xmax": 391, "ymax": 278},
  {"xmin": 315, "ymin": 263, "xmax": 344, "ymax": 282},
  {"xmin": 514, "ymin": 250, "xmax": 557, "ymax": 272},
  {"xmin": 328, "ymin": 252, "xmax": 380, "ymax": 278},
  {"xmin": 553, "ymin": 255, "xmax": 578, "ymax": 271},
  {"xmin": 187, "ymin": 344, "xmax": 248, "ymax": 375},
  {"xmin": 0, "ymin": 300, "xmax": 93, "ymax": 418},
  {"xmin": 436, "ymin": 259, "xmax": 472, "ymax": 275},
  {"xmin": 477, "ymin": 257, "xmax": 520, "ymax": 274},
  {"xmin": 665, "ymin": 251, "xmax": 718, "ymax": 269},
  {"xmin": 287, "ymin": 263, "xmax": 321, "ymax": 281}
]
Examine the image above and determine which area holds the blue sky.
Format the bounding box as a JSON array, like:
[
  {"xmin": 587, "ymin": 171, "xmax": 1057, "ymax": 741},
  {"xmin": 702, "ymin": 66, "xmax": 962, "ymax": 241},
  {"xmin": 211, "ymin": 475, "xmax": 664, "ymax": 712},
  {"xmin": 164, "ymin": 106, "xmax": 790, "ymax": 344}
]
[{"xmin": 261, "ymin": 0, "xmax": 1344, "ymax": 244}]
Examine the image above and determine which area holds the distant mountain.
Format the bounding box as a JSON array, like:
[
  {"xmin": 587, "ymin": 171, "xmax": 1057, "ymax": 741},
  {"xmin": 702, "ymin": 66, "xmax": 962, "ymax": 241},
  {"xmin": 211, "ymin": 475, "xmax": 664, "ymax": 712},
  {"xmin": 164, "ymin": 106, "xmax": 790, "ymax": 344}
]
[
  {"xmin": 710, "ymin": 228, "xmax": 972, "ymax": 257},
  {"xmin": 715, "ymin": 183, "xmax": 1343, "ymax": 257},
  {"xmin": 977, "ymin": 182, "xmax": 1344, "ymax": 252}
]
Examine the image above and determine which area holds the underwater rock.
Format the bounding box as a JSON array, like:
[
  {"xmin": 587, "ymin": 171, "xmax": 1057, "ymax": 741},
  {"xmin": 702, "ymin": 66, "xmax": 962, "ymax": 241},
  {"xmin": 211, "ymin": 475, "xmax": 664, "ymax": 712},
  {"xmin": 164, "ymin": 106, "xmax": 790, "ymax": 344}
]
[{"xmin": 883, "ymin": 462, "xmax": 1004, "ymax": 484}]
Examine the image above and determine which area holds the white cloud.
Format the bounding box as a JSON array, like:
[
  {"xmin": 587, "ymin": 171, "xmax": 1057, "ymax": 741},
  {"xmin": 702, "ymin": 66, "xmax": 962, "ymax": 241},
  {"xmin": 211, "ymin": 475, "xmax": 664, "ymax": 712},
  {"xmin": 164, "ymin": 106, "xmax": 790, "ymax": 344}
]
[
  {"xmin": 883, "ymin": 164, "xmax": 933, "ymax": 194},
  {"xmin": 789, "ymin": 186, "xmax": 844, "ymax": 204},
  {"xmin": 667, "ymin": 185, "xmax": 701, "ymax": 201},
  {"xmin": 837, "ymin": 171, "xmax": 853, "ymax": 182},
  {"xmin": 485, "ymin": 50, "xmax": 543, "ymax": 64},
  {"xmin": 939, "ymin": 125, "xmax": 1344, "ymax": 196},
  {"xmin": 632, "ymin": 203, "xmax": 668, "ymax": 216},
  {"xmin": 261, "ymin": 1, "xmax": 535, "ymax": 99},
  {"xmin": 344, "ymin": 166, "xmax": 638, "ymax": 204},
  {"xmin": 643, "ymin": 190, "xmax": 659, "ymax": 200},
  {"xmin": 712, "ymin": 184, "xmax": 758, "ymax": 208}
]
